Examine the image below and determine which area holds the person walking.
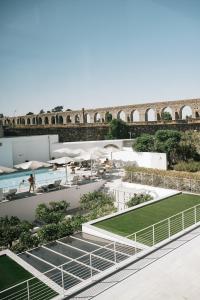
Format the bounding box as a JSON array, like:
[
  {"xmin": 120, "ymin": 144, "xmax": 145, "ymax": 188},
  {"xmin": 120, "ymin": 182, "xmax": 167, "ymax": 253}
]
[{"xmin": 28, "ymin": 174, "xmax": 35, "ymax": 192}]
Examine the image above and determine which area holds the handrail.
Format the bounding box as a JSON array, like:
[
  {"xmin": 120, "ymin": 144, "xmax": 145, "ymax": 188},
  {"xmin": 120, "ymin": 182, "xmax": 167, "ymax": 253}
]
[{"xmin": 126, "ymin": 202, "xmax": 200, "ymax": 238}]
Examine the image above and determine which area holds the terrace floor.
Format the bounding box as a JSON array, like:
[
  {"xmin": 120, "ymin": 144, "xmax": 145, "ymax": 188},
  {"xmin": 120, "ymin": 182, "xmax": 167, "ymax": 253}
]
[{"xmin": 67, "ymin": 225, "xmax": 200, "ymax": 300}]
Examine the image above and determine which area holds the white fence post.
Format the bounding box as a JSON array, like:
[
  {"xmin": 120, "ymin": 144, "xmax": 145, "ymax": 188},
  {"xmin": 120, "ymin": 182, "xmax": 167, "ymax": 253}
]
[
  {"xmin": 152, "ymin": 225, "xmax": 155, "ymax": 246},
  {"xmin": 61, "ymin": 265, "xmax": 65, "ymax": 295},
  {"xmin": 114, "ymin": 242, "xmax": 117, "ymax": 263},
  {"xmin": 182, "ymin": 212, "xmax": 184, "ymax": 230},
  {"xmin": 194, "ymin": 206, "xmax": 197, "ymax": 224},
  {"xmin": 27, "ymin": 280, "xmax": 30, "ymax": 300},
  {"xmin": 168, "ymin": 218, "xmax": 170, "ymax": 238},
  {"xmin": 90, "ymin": 254, "xmax": 93, "ymax": 278}
]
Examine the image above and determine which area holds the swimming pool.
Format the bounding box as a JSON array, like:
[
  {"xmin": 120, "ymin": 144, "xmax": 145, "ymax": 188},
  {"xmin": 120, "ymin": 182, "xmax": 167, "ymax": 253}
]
[{"xmin": 0, "ymin": 168, "xmax": 68, "ymax": 192}]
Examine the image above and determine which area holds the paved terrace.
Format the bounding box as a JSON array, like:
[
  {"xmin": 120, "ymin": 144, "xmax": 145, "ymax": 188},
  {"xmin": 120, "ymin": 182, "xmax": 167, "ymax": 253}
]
[{"xmin": 68, "ymin": 225, "xmax": 200, "ymax": 300}]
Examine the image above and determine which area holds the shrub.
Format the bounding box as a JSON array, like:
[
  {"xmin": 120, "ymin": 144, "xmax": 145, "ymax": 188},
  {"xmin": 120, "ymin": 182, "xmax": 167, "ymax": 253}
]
[
  {"xmin": 38, "ymin": 224, "xmax": 59, "ymax": 242},
  {"xmin": 127, "ymin": 193, "xmax": 153, "ymax": 208},
  {"xmin": 174, "ymin": 161, "xmax": 200, "ymax": 172},
  {"xmin": 80, "ymin": 191, "xmax": 115, "ymax": 211},
  {"xmin": 36, "ymin": 201, "xmax": 70, "ymax": 224}
]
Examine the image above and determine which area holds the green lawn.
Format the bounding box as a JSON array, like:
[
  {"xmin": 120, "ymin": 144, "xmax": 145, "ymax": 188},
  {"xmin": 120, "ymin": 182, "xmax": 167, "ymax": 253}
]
[
  {"xmin": 95, "ymin": 194, "xmax": 200, "ymax": 241},
  {"xmin": 0, "ymin": 255, "xmax": 57, "ymax": 299}
]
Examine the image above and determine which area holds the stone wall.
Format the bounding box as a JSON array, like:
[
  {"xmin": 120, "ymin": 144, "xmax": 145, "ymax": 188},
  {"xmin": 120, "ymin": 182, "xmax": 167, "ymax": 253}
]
[
  {"xmin": 4, "ymin": 122, "xmax": 200, "ymax": 142},
  {"xmin": 4, "ymin": 124, "xmax": 109, "ymax": 142}
]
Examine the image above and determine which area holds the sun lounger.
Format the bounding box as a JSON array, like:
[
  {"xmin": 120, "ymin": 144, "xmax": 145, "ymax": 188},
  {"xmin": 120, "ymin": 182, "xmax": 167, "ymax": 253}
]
[
  {"xmin": 5, "ymin": 188, "xmax": 17, "ymax": 200},
  {"xmin": 46, "ymin": 179, "xmax": 62, "ymax": 192}
]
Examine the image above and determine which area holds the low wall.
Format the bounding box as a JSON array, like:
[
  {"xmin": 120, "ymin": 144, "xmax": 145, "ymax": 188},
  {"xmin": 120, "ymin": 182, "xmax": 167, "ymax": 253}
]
[
  {"xmin": 112, "ymin": 148, "xmax": 167, "ymax": 170},
  {"xmin": 0, "ymin": 180, "xmax": 105, "ymax": 221}
]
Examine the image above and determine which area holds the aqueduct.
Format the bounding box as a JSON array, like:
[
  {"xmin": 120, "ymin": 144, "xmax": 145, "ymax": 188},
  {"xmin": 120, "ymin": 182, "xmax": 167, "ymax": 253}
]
[{"xmin": 1, "ymin": 98, "xmax": 200, "ymax": 126}]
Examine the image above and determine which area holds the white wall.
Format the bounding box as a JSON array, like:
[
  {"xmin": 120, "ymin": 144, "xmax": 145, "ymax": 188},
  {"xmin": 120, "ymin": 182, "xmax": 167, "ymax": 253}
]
[
  {"xmin": 112, "ymin": 148, "xmax": 167, "ymax": 170},
  {"xmin": 0, "ymin": 135, "xmax": 58, "ymax": 167},
  {"xmin": 0, "ymin": 180, "xmax": 105, "ymax": 221},
  {"xmin": 51, "ymin": 139, "xmax": 126, "ymax": 155},
  {"xmin": 0, "ymin": 139, "xmax": 13, "ymax": 167}
]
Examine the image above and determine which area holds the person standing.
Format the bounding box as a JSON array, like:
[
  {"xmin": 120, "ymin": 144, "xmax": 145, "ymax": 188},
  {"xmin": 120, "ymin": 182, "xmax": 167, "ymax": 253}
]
[{"xmin": 28, "ymin": 174, "xmax": 35, "ymax": 192}]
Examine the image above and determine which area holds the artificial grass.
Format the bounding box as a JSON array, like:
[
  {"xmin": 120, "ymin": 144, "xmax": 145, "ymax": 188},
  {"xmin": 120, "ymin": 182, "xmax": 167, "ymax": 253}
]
[
  {"xmin": 0, "ymin": 255, "xmax": 57, "ymax": 299},
  {"xmin": 95, "ymin": 193, "xmax": 200, "ymax": 238},
  {"xmin": 0, "ymin": 255, "xmax": 32, "ymax": 291}
]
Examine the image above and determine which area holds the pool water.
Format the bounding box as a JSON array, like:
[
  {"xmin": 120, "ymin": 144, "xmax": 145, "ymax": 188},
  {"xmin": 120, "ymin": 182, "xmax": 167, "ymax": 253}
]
[{"xmin": 0, "ymin": 168, "xmax": 68, "ymax": 191}]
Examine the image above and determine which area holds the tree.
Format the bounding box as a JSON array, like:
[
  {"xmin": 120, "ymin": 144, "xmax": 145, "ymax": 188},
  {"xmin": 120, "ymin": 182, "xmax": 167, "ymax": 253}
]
[
  {"xmin": 107, "ymin": 119, "xmax": 129, "ymax": 139},
  {"xmin": 161, "ymin": 112, "xmax": 172, "ymax": 121},
  {"xmin": 154, "ymin": 130, "xmax": 181, "ymax": 165},
  {"xmin": 52, "ymin": 106, "xmax": 63, "ymax": 112},
  {"xmin": 26, "ymin": 112, "xmax": 34, "ymax": 115},
  {"xmin": 0, "ymin": 113, "xmax": 4, "ymax": 118},
  {"xmin": 39, "ymin": 109, "xmax": 45, "ymax": 114},
  {"xmin": 133, "ymin": 134, "xmax": 155, "ymax": 152}
]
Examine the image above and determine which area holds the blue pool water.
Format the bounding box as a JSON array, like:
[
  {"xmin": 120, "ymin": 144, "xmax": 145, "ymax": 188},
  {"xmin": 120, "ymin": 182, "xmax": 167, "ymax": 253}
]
[{"xmin": 0, "ymin": 168, "xmax": 67, "ymax": 191}]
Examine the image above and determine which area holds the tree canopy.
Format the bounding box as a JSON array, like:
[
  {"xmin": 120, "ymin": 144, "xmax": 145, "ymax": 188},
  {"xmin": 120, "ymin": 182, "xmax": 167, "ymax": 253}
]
[
  {"xmin": 106, "ymin": 118, "xmax": 129, "ymax": 139},
  {"xmin": 52, "ymin": 106, "xmax": 63, "ymax": 112}
]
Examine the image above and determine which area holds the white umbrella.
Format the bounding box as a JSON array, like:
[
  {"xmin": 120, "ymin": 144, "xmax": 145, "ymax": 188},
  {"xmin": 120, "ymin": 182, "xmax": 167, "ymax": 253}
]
[
  {"xmin": 48, "ymin": 157, "xmax": 72, "ymax": 165},
  {"xmin": 0, "ymin": 165, "xmax": 16, "ymax": 174},
  {"xmin": 48, "ymin": 156, "xmax": 72, "ymax": 183},
  {"xmin": 81, "ymin": 147, "xmax": 107, "ymax": 174},
  {"xmin": 54, "ymin": 148, "xmax": 84, "ymax": 158},
  {"xmin": 104, "ymin": 144, "xmax": 120, "ymax": 160},
  {"xmin": 14, "ymin": 161, "xmax": 50, "ymax": 170}
]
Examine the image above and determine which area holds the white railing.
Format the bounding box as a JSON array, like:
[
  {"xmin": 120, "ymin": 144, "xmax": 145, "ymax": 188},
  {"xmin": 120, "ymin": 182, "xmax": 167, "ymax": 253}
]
[
  {"xmin": 126, "ymin": 203, "xmax": 200, "ymax": 246},
  {"xmin": 0, "ymin": 276, "xmax": 58, "ymax": 300},
  {"xmin": 0, "ymin": 239, "xmax": 136, "ymax": 300}
]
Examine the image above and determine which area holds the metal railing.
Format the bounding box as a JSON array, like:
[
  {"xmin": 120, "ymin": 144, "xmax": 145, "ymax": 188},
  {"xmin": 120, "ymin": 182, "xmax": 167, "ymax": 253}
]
[
  {"xmin": 126, "ymin": 203, "xmax": 200, "ymax": 247},
  {"xmin": 0, "ymin": 275, "xmax": 58, "ymax": 300},
  {"xmin": 0, "ymin": 238, "xmax": 138, "ymax": 300}
]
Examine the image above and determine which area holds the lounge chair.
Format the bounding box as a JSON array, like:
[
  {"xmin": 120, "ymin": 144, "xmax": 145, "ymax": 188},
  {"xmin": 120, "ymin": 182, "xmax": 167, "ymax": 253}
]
[
  {"xmin": 46, "ymin": 179, "xmax": 62, "ymax": 192},
  {"xmin": 5, "ymin": 188, "xmax": 17, "ymax": 200}
]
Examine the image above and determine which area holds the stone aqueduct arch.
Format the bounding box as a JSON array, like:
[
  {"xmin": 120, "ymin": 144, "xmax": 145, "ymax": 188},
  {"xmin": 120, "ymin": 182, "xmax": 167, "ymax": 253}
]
[{"xmin": 1, "ymin": 99, "xmax": 200, "ymax": 126}]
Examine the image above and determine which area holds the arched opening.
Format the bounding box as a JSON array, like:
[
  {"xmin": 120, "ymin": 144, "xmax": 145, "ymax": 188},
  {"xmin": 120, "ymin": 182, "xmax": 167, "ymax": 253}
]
[
  {"xmin": 51, "ymin": 116, "xmax": 56, "ymax": 124},
  {"xmin": 17, "ymin": 119, "xmax": 20, "ymax": 125},
  {"xmin": 145, "ymin": 108, "xmax": 156, "ymax": 121},
  {"xmin": 0, "ymin": 120, "xmax": 2, "ymax": 125},
  {"xmin": 130, "ymin": 110, "xmax": 140, "ymax": 122},
  {"xmin": 105, "ymin": 112, "xmax": 112, "ymax": 122},
  {"xmin": 161, "ymin": 107, "xmax": 172, "ymax": 120},
  {"xmin": 84, "ymin": 113, "xmax": 91, "ymax": 123},
  {"xmin": 27, "ymin": 118, "xmax": 31, "ymax": 125},
  {"xmin": 21, "ymin": 118, "xmax": 25, "ymax": 125},
  {"xmin": 38, "ymin": 117, "xmax": 42, "ymax": 125},
  {"xmin": 32, "ymin": 118, "xmax": 36, "ymax": 125},
  {"xmin": 66, "ymin": 115, "xmax": 72, "ymax": 123},
  {"xmin": 117, "ymin": 110, "xmax": 126, "ymax": 122},
  {"xmin": 180, "ymin": 105, "xmax": 192, "ymax": 120},
  {"xmin": 12, "ymin": 119, "xmax": 15, "ymax": 125},
  {"xmin": 75, "ymin": 114, "xmax": 80, "ymax": 123},
  {"xmin": 94, "ymin": 112, "xmax": 101, "ymax": 123},
  {"xmin": 195, "ymin": 111, "xmax": 200, "ymax": 118},
  {"xmin": 58, "ymin": 116, "xmax": 63, "ymax": 124},
  {"xmin": 44, "ymin": 117, "xmax": 49, "ymax": 124}
]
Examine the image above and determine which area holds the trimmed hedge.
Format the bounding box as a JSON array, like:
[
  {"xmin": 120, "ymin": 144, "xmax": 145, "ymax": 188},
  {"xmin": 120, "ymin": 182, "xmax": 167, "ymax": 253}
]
[{"xmin": 124, "ymin": 166, "xmax": 200, "ymax": 180}]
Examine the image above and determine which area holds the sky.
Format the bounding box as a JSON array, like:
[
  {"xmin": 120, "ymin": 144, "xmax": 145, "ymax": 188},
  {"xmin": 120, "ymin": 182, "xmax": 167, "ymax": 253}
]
[{"xmin": 0, "ymin": 0, "xmax": 200, "ymax": 116}]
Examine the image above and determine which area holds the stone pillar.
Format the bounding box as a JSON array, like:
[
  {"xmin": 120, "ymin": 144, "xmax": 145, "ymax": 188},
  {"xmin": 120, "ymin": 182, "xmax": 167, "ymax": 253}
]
[{"xmin": 139, "ymin": 109, "xmax": 146, "ymax": 122}]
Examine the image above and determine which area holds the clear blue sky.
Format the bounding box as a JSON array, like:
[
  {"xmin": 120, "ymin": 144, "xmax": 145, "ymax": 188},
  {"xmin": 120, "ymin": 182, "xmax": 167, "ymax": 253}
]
[{"xmin": 0, "ymin": 0, "xmax": 200, "ymax": 116}]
